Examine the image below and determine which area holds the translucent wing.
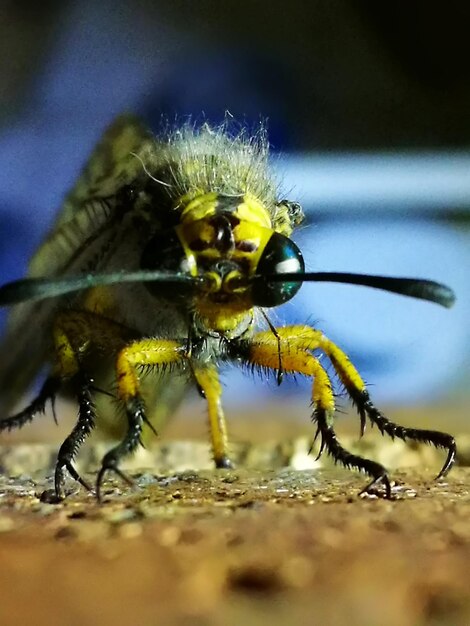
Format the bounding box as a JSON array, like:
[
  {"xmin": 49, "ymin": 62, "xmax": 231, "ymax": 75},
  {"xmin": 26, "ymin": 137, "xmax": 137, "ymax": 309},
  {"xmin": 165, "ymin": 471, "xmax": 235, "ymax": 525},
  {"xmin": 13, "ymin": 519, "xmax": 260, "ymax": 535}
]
[
  {"xmin": 30, "ymin": 115, "xmax": 153, "ymax": 275},
  {"xmin": 0, "ymin": 116, "xmax": 154, "ymax": 412},
  {"xmin": 56, "ymin": 114, "xmax": 153, "ymax": 226}
]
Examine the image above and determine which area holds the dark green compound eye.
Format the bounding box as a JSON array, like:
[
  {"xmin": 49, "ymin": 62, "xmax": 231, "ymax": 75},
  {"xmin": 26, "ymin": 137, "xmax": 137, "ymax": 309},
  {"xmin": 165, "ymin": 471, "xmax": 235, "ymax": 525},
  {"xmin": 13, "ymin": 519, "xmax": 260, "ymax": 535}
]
[{"xmin": 252, "ymin": 232, "xmax": 305, "ymax": 307}]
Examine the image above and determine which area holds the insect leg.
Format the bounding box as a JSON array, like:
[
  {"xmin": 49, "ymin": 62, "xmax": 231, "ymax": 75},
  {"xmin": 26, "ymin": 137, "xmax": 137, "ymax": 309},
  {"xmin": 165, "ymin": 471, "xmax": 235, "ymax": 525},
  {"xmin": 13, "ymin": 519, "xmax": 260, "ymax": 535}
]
[
  {"xmin": 50, "ymin": 310, "xmax": 131, "ymax": 498},
  {"xmin": 192, "ymin": 363, "xmax": 233, "ymax": 468},
  {"xmin": 51, "ymin": 373, "xmax": 96, "ymax": 500},
  {"xmin": 0, "ymin": 376, "xmax": 61, "ymax": 432},
  {"xmin": 244, "ymin": 329, "xmax": 392, "ymax": 497},
  {"xmin": 289, "ymin": 327, "xmax": 456, "ymax": 480},
  {"xmin": 250, "ymin": 325, "xmax": 456, "ymax": 487},
  {"xmin": 96, "ymin": 338, "xmax": 186, "ymax": 501},
  {"xmin": 344, "ymin": 388, "xmax": 456, "ymax": 479}
]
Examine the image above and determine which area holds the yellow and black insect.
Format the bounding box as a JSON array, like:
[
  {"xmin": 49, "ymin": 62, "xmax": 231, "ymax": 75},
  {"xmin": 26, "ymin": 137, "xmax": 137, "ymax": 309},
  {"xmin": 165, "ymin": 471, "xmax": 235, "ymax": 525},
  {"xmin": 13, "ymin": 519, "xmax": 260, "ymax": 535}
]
[{"xmin": 0, "ymin": 116, "xmax": 457, "ymax": 501}]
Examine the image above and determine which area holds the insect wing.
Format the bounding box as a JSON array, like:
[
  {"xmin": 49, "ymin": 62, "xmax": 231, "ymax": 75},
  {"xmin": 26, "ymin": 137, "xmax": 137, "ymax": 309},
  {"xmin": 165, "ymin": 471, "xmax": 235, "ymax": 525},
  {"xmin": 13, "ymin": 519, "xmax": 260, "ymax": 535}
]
[
  {"xmin": 0, "ymin": 116, "xmax": 153, "ymax": 412},
  {"xmin": 55, "ymin": 114, "xmax": 153, "ymax": 227}
]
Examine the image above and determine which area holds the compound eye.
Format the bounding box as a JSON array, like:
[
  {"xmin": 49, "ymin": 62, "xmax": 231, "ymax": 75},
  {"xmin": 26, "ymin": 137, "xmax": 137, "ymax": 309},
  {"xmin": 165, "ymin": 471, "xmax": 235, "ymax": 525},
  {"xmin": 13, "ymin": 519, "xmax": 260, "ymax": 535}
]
[
  {"xmin": 252, "ymin": 232, "xmax": 305, "ymax": 307},
  {"xmin": 140, "ymin": 229, "xmax": 190, "ymax": 298}
]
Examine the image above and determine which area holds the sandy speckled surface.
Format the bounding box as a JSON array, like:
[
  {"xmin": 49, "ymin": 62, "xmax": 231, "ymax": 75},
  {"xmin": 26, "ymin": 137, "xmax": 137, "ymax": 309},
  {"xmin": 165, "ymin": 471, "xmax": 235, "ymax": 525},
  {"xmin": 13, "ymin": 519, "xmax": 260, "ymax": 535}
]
[{"xmin": 0, "ymin": 422, "xmax": 469, "ymax": 626}]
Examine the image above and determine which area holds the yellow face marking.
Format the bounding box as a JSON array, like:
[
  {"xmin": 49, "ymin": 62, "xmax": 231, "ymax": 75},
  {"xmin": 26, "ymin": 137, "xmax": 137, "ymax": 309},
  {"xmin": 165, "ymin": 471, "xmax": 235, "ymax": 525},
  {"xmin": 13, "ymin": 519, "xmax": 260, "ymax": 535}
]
[
  {"xmin": 235, "ymin": 193, "xmax": 271, "ymax": 228},
  {"xmin": 179, "ymin": 192, "xmax": 219, "ymax": 223},
  {"xmin": 195, "ymin": 298, "xmax": 253, "ymax": 336},
  {"xmin": 232, "ymin": 221, "xmax": 273, "ymax": 272},
  {"xmin": 178, "ymin": 191, "xmax": 271, "ymax": 227},
  {"xmin": 173, "ymin": 191, "xmax": 278, "ymax": 305}
]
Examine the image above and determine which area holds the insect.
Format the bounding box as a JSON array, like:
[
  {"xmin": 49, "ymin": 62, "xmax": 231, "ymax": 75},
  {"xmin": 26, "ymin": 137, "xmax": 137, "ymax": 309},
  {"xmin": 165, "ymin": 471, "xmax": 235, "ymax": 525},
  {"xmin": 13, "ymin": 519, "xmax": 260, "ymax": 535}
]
[{"xmin": 0, "ymin": 116, "xmax": 457, "ymax": 502}]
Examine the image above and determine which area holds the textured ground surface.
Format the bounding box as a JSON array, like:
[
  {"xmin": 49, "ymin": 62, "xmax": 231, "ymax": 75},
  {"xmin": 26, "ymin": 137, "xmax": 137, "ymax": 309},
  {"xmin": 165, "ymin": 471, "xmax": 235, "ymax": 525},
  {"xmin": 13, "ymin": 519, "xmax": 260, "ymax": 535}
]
[{"xmin": 0, "ymin": 405, "xmax": 469, "ymax": 626}]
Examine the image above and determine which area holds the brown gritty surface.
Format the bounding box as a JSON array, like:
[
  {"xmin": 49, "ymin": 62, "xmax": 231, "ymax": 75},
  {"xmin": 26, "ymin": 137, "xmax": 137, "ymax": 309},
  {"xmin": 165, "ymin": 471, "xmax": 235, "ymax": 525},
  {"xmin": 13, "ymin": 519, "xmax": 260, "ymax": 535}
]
[{"xmin": 0, "ymin": 403, "xmax": 469, "ymax": 626}]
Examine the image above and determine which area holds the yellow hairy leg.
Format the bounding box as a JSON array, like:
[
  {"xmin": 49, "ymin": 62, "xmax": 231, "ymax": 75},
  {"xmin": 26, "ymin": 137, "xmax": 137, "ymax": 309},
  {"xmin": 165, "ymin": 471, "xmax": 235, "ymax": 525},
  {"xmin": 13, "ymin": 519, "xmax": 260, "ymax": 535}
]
[
  {"xmin": 53, "ymin": 310, "xmax": 187, "ymax": 411},
  {"xmin": 36, "ymin": 311, "xmax": 186, "ymax": 499},
  {"xmin": 264, "ymin": 325, "xmax": 366, "ymax": 393},
  {"xmin": 48, "ymin": 311, "xmax": 134, "ymax": 499},
  {"xmin": 117, "ymin": 344, "xmax": 234, "ymax": 468},
  {"xmin": 0, "ymin": 309, "xmax": 134, "ymax": 501},
  {"xmin": 50, "ymin": 313, "xmax": 231, "ymax": 496},
  {"xmin": 250, "ymin": 333, "xmax": 337, "ymax": 420},
  {"xmin": 192, "ymin": 363, "xmax": 233, "ymax": 468},
  {"xmin": 48, "ymin": 311, "xmax": 189, "ymax": 499},
  {"xmin": 250, "ymin": 325, "xmax": 369, "ymax": 431},
  {"xmin": 246, "ymin": 324, "xmax": 456, "ymax": 497},
  {"xmin": 0, "ymin": 309, "xmax": 133, "ymax": 497},
  {"xmin": 115, "ymin": 338, "xmax": 186, "ymax": 403},
  {"xmin": 246, "ymin": 325, "xmax": 393, "ymax": 495},
  {"xmin": 93, "ymin": 336, "xmax": 186, "ymax": 499},
  {"xmin": 248, "ymin": 327, "xmax": 339, "ymax": 419}
]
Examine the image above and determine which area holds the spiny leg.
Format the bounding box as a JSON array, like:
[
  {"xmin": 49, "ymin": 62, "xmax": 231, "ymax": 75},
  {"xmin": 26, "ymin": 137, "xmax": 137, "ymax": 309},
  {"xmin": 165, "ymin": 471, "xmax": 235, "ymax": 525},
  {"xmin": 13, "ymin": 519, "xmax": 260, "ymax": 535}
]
[
  {"xmin": 96, "ymin": 338, "xmax": 187, "ymax": 501},
  {"xmin": 2, "ymin": 310, "xmax": 127, "ymax": 500},
  {"xmin": 95, "ymin": 396, "xmax": 145, "ymax": 502},
  {"xmin": 347, "ymin": 389, "xmax": 456, "ymax": 479},
  {"xmin": 51, "ymin": 373, "xmax": 96, "ymax": 501},
  {"xmin": 306, "ymin": 356, "xmax": 390, "ymax": 495},
  {"xmin": 244, "ymin": 332, "xmax": 392, "ymax": 498},
  {"xmin": 312, "ymin": 407, "xmax": 391, "ymax": 498},
  {"xmin": 50, "ymin": 309, "xmax": 136, "ymax": 500},
  {"xmin": 54, "ymin": 312, "xmax": 186, "ymax": 500},
  {"xmin": 311, "ymin": 333, "xmax": 457, "ymax": 479},
  {"xmin": 0, "ymin": 376, "xmax": 61, "ymax": 433},
  {"xmin": 192, "ymin": 363, "xmax": 233, "ymax": 469},
  {"xmin": 254, "ymin": 325, "xmax": 456, "ymax": 483}
]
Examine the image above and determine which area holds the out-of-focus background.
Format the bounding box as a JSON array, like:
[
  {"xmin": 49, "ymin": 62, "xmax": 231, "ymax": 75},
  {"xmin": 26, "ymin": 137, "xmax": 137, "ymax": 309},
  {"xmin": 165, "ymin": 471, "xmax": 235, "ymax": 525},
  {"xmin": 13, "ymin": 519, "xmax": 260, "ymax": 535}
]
[{"xmin": 0, "ymin": 0, "xmax": 469, "ymax": 417}]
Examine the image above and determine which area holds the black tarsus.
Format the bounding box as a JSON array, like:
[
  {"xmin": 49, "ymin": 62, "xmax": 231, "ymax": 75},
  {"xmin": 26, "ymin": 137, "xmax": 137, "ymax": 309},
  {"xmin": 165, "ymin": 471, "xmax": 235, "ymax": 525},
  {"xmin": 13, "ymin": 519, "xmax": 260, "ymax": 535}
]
[
  {"xmin": 313, "ymin": 406, "xmax": 392, "ymax": 498},
  {"xmin": 349, "ymin": 388, "xmax": 457, "ymax": 480},
  {"xmin": 51, "ymin": 373, "xmax": 96, "ymax": 500},
  {"xmin": 0, "ymin": 376, "xmax": 61, "ymax": 432},
  {"xmin": 95, "ymin": 396, "xmax": 145, "ymax": 502}
]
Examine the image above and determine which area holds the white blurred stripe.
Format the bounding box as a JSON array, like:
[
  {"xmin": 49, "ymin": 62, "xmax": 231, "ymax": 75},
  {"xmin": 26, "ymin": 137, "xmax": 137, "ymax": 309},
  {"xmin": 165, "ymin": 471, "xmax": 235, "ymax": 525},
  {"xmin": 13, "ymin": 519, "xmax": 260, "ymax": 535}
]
[{"xmin": 276, "ymin": 152, "xmax": 470, "ymax": 213}]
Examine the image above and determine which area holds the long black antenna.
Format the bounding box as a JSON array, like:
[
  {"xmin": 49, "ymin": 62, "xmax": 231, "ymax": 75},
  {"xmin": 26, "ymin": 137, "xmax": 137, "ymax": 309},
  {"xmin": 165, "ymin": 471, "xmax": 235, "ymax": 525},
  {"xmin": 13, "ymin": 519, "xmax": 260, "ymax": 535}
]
[
  {"xmin": 0, "ymin": 271, "xmax": 200, "ymax": 306},
  {"xmin": 261, "ymin": 271, "xmax": 455, "ymax": 308},
  {"xmin": 0, "ymin": 269, "xmax": 455, "ymax": 309}
]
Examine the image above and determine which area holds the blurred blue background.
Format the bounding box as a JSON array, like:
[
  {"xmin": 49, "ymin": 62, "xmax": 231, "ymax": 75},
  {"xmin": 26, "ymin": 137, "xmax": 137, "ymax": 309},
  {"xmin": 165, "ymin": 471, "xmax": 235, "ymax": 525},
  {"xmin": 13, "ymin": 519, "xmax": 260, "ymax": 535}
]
[{"xmin": 0, "ymin": 1, "xmax": 469, "ymax": 408}]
